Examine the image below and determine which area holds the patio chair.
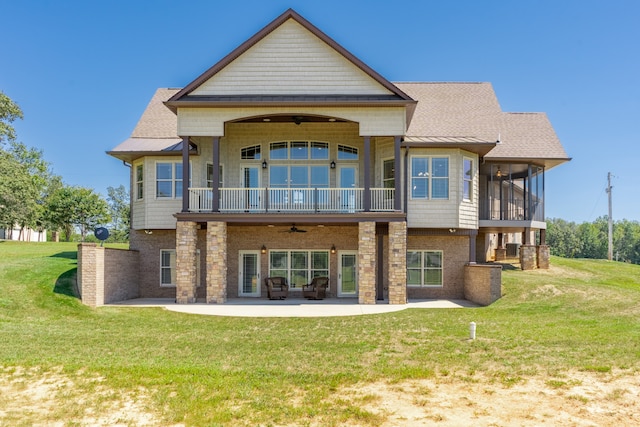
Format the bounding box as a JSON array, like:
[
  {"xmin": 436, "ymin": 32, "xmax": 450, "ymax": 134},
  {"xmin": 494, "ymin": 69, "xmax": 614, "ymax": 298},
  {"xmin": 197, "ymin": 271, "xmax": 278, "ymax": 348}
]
[
  {"xmin": 302, "ymin": 276, "xmax": 329, "ymax": 300},
  {"xmin": 265, "ymin": 276, "xmax": 289, "ymax": 300}
]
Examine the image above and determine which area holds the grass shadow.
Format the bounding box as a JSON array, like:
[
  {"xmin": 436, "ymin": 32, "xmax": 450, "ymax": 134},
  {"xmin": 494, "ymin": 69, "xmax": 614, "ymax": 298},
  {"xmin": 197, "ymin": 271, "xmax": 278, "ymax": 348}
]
[
  {"xmin": 50, "ymin": 251, "xmax": 77, "ymax": 260},
  {"xmin": 495, "ymin": 262, "xmax": 520, "ymax": 271},
  {"xmin": 53, "ymin": 268, "xmax": 79, "ymax": 299}
]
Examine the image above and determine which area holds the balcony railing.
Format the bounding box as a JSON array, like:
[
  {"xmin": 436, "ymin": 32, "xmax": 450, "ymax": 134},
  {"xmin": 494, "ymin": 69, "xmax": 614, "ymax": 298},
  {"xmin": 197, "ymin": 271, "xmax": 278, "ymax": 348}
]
[{"xmin": 189, "ymin": 187, "xmax": 396, "ymax": 213}]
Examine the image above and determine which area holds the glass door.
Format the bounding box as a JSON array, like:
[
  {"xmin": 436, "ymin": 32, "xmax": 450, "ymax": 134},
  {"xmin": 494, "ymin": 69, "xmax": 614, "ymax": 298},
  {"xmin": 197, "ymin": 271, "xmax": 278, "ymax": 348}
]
[
  {"xmin": 239, "ymin": 251, "xmax": 260, "ymax": 297},
  {"xmin": 241, "ymin": 165, "xmax": 260, "ymax": 210},
  {"xmin": 339, "ymin": 166, "xmax": 358, "ymax": 212},
  {"xmin": 338, "ymin": 251, "xmax": 358, "ymax": 297}
]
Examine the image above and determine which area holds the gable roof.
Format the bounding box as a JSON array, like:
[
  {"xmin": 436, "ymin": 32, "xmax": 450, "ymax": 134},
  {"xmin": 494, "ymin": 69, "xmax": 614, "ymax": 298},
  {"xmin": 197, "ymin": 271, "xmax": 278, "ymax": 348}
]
[{"xmin": 165, "ymin": 9, "xmax": 415, "ymax": 109}]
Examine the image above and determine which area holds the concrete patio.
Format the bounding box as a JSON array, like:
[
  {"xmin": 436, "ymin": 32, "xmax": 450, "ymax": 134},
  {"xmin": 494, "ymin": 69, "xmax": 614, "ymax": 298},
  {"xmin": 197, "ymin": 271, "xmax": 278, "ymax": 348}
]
[{"xmin": 109, "ymin": 298, "xmax": 479, "ymax": 317}]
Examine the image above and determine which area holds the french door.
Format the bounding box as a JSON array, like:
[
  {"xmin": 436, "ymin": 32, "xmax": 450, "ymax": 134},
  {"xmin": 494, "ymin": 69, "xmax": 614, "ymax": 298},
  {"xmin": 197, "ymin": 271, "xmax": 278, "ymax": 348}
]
[
  {"xmin": 338, "ymin": 251, "xmax": 358, "ymax": 297},
  {"xmin": 239, "ymin": 251, "xmax": 260, "ymax": 297},
  {"xmin": 338, "ymin": 166, "xmax": 358, "ymax": 211},
  {"xmin": 241, "ymin": 165, "xmax": 261, "ymax": 210}
]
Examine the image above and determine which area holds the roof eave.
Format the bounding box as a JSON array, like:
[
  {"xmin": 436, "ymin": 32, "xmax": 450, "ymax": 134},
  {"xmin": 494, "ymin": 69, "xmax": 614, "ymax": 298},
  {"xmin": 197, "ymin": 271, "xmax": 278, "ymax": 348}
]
[{"xmin": 402, "ymin": 141, "xmax": 497, "ymax": 157}]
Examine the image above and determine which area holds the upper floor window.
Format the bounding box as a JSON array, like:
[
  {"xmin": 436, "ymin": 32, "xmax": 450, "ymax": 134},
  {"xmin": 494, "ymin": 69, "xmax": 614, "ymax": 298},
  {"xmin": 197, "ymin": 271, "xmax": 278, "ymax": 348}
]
[
  {"xmin": 156, "ymin": 162, "xmax": 190, "ymax": 198},
  {"xmin": 463, "ymin": 158, "xmax": 473, "ymax": 201},
  {"xmin": 135, "ymin": 164, "xmax": 143, "ymax": 200},
  {"xmin": 206, "ymin": 164, "xmax": 224, "ymax": 189},
  {"xmin": 338, "ymin": 145, "xmax": 358, "ymax": 160},
  {"xmin": 383, "ymin": 159, "xmax": 395, "ymax": 189},
  {"xmin": 269, "ymin": 141, "xmax": 329, "ymax": 160},
  {"xmin": 410, "ymin": 157, "xmax": 449, "ymax": 199},
  {"xmin": 241, "ymin": 145, "xmax": 261, "ymax": 160}
]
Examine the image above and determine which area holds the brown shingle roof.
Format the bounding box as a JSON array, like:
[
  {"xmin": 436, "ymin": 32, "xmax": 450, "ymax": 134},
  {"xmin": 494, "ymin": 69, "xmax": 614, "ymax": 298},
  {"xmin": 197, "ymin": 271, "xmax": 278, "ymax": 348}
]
[
  {"xmin": 131, "ymin": 88, "xmax": 180, "ymax": 138},
  {"xmin": 395, "ymin": 82, "xmax": 570, "ymax": 168}
]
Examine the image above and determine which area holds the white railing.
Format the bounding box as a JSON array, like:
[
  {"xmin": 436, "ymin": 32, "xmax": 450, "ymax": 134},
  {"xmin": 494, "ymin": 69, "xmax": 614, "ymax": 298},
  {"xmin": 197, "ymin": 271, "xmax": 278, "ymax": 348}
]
[
  {"xmin": 370, "ymin": 188, "xmax": 395, "ymax": 211},
  {"xmin": 189, "ymin": 187, "xmax": 396, "ymax": 213}
]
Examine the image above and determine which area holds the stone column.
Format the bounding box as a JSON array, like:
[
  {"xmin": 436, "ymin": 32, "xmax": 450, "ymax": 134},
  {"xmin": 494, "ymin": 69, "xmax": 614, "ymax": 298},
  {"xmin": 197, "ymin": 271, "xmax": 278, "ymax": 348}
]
[
  {"xmin": 206, "ymin": 221, "xmax": 227, "ymax": 303},
  {"xmin": 358, "ymin": 221, "xmax": 376, "ymax": 304},
  {"xmin": 388, "ymin": 221, "xmax": 407, "ymax": 304},
  {"xmin": 176, "ymin": 221, "xmax": 198, "ymax": 303},
  {"xmin": 519, "ymin": 245, "xmax": 537, "ymax": 270},
  {"xmin": 537, "ymin": 245, "xmax": 550, "ymax": 269}
]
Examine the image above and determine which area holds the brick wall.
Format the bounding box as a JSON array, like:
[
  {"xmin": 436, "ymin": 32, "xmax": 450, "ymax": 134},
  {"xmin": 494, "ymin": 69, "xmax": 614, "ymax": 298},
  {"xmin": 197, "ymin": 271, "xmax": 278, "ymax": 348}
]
[
  {"xmin": 77, "ymin": 243, "xmax": 139, "ymax": 307},
  {"xmin": 464, "ymin": 264, "xmax": 502, "ymax": 306},
  {"xmin": 406, "ymin": 235, "xmax": 469, "ymax": 299}
]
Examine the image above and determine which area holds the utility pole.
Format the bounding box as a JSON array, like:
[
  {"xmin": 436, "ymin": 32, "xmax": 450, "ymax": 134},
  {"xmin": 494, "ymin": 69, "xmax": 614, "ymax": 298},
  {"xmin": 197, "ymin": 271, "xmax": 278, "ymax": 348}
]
[{"xmin": 606, "ymin": 172, "xmax": 613, "ymax": 261}]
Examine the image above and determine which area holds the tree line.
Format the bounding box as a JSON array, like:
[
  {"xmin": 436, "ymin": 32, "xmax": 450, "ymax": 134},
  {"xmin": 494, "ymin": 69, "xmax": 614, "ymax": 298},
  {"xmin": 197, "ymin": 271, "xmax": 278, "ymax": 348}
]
[
  {"xmin": 0, "ymin": 91, "xmax": 129, "ymax": 242},
  {"xmin": 547, "ymin": 217, "xmax": 640, "ymax": 264}
]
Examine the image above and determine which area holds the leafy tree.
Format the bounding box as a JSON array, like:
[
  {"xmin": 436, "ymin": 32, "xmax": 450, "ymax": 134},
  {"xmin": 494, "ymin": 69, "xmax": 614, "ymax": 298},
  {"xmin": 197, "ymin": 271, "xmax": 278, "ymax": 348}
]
[
  {"xmin": 0, "ymin": 141, "xmax": 58, "ymax": 238},
  {"xmin": 0, "ymin": 91, "xmax": 23, "ymax": 144},
  {"xmin": 547, "ymin": 218, "xmax": 581, "ymax": 258},
  {"xmin": 106, "ymin": 184, "xmax": 130, "ymax": 242},
  {"xmin": 46, "ymin": 186, "xmax": 110, "ymax": 241}
]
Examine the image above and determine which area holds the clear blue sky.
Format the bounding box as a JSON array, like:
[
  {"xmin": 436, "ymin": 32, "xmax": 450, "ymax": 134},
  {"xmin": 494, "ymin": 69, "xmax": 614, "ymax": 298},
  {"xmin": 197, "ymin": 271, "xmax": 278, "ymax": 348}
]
[{"xmin": 2, "ymin": 0, "xmax": 638, "ymax": 222}]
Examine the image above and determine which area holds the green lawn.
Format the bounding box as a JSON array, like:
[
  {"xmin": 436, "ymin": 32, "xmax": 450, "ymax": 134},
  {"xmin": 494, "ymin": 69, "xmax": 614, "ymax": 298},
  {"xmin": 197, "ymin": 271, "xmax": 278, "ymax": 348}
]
[{"xmin": 0, "ymin": 240, "xmax": 639, "ymax": 426}]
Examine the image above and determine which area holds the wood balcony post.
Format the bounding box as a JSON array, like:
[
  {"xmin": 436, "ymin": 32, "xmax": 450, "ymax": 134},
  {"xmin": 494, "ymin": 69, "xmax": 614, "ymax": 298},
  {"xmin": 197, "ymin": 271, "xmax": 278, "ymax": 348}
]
[
  {"xmin": 363, "ymin": 136, "xmax": 371, "ymax": 212},
  {"xmin": 181, "ymin": 136, "xmax": 189, "ymax": 213},
  {"xmin": 212, "ymin": 136, "xmax": 220, "ymax": 212},
  {"xmin": 394, "ymin": 136, "xmax": 401, "ymax": 211}
]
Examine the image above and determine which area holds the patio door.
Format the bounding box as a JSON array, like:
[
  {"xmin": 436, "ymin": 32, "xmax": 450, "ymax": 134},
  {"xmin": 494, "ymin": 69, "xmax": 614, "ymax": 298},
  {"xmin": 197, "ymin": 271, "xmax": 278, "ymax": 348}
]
[
  {"xmin": 338, "ymin": 251, "xmax": 358, "ymax": 297},
  {"xmin": 239, "ymin": 251, "xmax": 260, "ymax": 297},
  {"xmin": 241, "ymin": 165, "xmax": 261, "ymax": 210}
]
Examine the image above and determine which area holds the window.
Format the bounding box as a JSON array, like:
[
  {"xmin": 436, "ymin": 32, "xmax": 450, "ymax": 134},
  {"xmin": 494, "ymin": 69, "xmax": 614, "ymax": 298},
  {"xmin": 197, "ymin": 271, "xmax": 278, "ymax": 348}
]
[
  {"xmin": 338, "ymin": 145, "xmax": 358, "ymax": 160},
  {"xmin": 160, "ymin": 250, "xmax": 176, "ymax": 286},
  {"xmin": 407, "ymin": 251, "xmax": 443, "ymax": 287},
  {"xmin": 241, "ymin": 145, "xmax": 261, "ymax": 160},
  {"xmin": 269, "ymin": 250, "xmax": 329, "ymax": 289},
  {"xmin": 135, "ymin": 164, "xmax": 143, "ymax": 200},
  {"xmin": 269, "ymin": 166, "xmax": 329, "ymax": 188},
  {"xmin": 411, "ymin": 157, "xmax": 429, "ymax": 198},
  {"xmin": 269, "ymin": 141, "xmax": 329, "ymax": 160},
  {"xmin": 411, "ymin": 157, "xmax": 449, "ymax": 199},
  {"xmin": 463, "ymin": 158, "xmax": 473, "ymax": 201},
  {"xmin": 206, "ymin": 164, "xmax": 224, "ymax": 188},
  {"xmin": 383, "ymin": 159, "xmax": 395, "ymax": 189},
  {"xmin": 432, "ymin": 158, "xmax": 449, "ymax": 199},
  {"xmin": 156, "ymin": 162, "xmax": 190, "ymax": 198},
  {"xmin": 160, "ymin": 249, "xmax": 200, "ymax": 287}
]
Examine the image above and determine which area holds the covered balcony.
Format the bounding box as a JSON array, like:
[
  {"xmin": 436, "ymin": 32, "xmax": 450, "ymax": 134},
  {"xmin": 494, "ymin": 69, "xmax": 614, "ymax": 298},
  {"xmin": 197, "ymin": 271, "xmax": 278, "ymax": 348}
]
[
  {"xmin": 188, "ymin": 187, "xmax": 395, "ymax": 213},
  {"xmin": 479, "ymin": 163, "xmax": 545, "ymax": 230}
]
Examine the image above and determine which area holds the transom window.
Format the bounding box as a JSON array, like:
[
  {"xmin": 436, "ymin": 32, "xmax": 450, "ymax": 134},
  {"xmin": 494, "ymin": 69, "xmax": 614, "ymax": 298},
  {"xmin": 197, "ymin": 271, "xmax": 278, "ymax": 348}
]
[
  {"xmin": 410, "ymin": 157, "xmax": 449, "ymax": 199},
  {"xmin": 269, "ymin": 141, "xmax": 329, "ymax": 160},
  {"xmin": 269, "ymin": 250, "xmax": 329, "ymax": 289},
  {"xmin": 338, "ymin": 145, "xmax": 358, "ymax": 160},
  {"xmin": 407, "ymin": 251, "xmax": 443, "ymax": 287},
  {"xmin": 241, "ymin": 145, "xmax": 261, "ymax": 160}
]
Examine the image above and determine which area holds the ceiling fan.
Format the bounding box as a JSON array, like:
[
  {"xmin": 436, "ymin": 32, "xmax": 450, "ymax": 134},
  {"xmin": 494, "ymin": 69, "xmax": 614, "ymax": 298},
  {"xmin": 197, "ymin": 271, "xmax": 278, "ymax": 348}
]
[{"xmin": 281, "ymin": 224, "xmax": 307, "ymax": 233}]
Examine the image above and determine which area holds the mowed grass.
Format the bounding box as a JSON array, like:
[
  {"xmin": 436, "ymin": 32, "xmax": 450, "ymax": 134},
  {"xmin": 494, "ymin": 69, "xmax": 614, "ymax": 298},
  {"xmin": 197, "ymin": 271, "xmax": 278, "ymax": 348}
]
[{"xmin": 0, "ymin": 240, "xmax": 639, "ymax": 426}]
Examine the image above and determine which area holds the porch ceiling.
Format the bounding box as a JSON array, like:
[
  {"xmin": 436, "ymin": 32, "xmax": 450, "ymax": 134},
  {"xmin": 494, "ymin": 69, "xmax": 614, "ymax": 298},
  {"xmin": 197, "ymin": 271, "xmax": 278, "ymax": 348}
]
[{"xmin": 479, "ymin": 220, "xmax": 547, "ymax": 233}]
